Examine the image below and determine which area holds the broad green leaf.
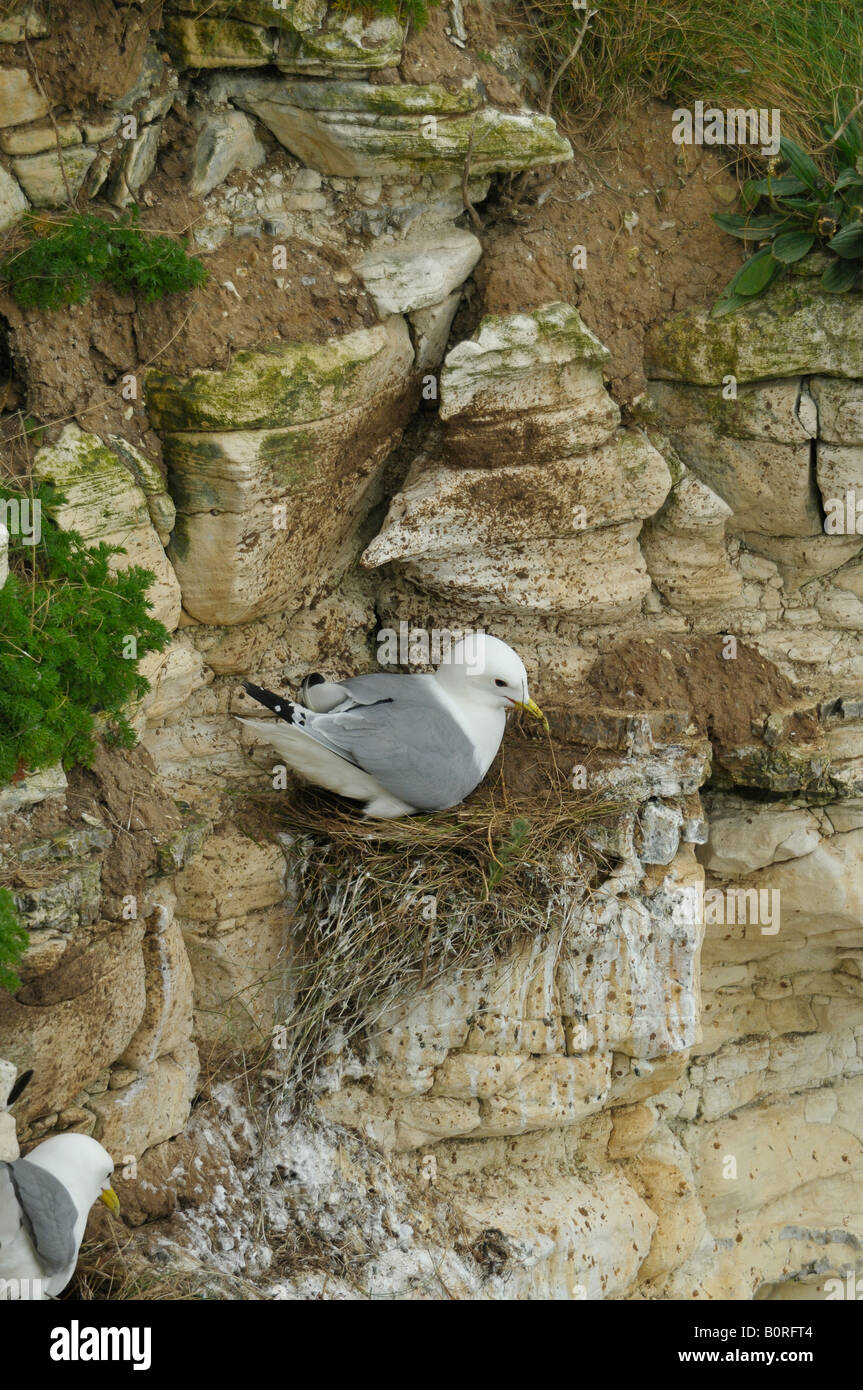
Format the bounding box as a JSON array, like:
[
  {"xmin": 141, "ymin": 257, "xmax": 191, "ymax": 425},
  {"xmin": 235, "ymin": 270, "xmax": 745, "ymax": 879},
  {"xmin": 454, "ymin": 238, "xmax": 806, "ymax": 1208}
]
[
  {"xmin": 771, "ymin": 231, "xmax": 815, "ymax": 263},
  {"xmin": 821, "ymin": 257, "xmax": 860, "ymax": 292},
  {"xmin": 712, "ymin": 212, "xmax": 748, "ymax": 232},
  {"xmin": 712, "ymin": 212, "xmax": 798, "ymax": 240},
  {"xmin": 711, "ymin": 289, "xmax": 750, "ymax": 319},
  {"xmin": 779, "ymin": 197, "xmax": 821, "ymax": 214},
  {"xmin": 731, "ymin": 246, "xmax": 782, "ymax": 296},
  {"xmin": 827, "ymin": 223, "xmax": 863, "ymax": 258},
  {"xmin": 750, "ymin": 176, "xmax": 809, "ymax": 196},
  {"xmin": 834, "ymin": 167, "xmax": 863, "ymax": 191},
  {"xmin": 779, "ymin": 136, "xmax": 822, "ymax": 190}
]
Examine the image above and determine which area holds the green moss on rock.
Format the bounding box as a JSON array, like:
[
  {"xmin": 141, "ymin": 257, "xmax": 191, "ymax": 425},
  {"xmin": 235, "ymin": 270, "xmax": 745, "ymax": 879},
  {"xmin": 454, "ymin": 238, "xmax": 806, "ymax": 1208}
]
[
  {"xmin": 646, "ymin": 280, "xmax": 863, "ymax": 384},
  {"xmin": 146, "ymin": 320, "xmax": 412, "ymax": 432}
]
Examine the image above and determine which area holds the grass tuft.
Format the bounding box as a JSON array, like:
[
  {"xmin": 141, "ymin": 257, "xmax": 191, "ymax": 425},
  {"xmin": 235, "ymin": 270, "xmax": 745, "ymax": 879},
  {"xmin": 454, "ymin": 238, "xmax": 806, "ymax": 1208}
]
[{"xmin": 516, "ymin": 1, "xmax": 863, "ymax": 150}]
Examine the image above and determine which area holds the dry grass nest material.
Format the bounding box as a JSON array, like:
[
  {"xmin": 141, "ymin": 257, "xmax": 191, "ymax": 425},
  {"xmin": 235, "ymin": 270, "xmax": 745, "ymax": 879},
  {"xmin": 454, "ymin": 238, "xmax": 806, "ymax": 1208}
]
[{"xmin": 243, "ymin": 744, "xmax": 625, "ymax": 1100}]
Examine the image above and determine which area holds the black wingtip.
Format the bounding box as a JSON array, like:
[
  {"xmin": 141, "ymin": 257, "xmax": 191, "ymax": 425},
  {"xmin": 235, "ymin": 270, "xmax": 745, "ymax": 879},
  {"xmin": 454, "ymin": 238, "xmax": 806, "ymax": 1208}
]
[
  {"xmin": 7, "ymin": 1069, "xmax": 33, "ymax": 1107},
  {"xmin": 242, "ymin": 681, "xmax": 293, "ymax": 720}
]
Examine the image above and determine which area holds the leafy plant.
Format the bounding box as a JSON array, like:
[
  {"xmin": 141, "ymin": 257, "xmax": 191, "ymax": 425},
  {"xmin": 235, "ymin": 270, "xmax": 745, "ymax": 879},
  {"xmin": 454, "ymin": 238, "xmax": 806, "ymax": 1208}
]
[
  {"xmin": 0, "ymin": 888, "xmax": 28, "ymax": 993},
  {"xmin": 486, "ymin": 816, "xmax": 532, "ymax": 892},
  {"xmin": 713, "ymin": 111, "xmax": 863, "ymax": 315},
  {"xmin": 0, "ymin": 209, "xmax": 208, "ymax": 311},
  {"xmin": 0, "ymin": 481, "xmax": 169, "ymax": 787}
]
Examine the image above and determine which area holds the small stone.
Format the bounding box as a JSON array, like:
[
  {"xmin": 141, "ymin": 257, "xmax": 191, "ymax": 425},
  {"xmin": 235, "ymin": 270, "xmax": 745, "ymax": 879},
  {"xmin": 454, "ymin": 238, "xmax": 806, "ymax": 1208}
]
[
  {"xmin": 83, "ymin": 116, "xmax": 122, "ymax": 143},
  {"xmin": 285, "ymin": 191, "xmax": 326, "ymax": 212},
  {"xmin": 638, "ymin": 801, "xmax": 682, "ymax": 865},
  {"xmin": 108, "ymin": 121, "xmax": 161, "ymax": 207},
  {"xmin": 356, "ymin": 178, "xmax": 382, "ymax": 205},
  {"xmin": 0, "ymin": 5, "xmax": 49, "ymax": 42},
  {"xmin": 59, "ymin": 1106, "xmax": 94, "ymax": 1128},
  {"xmin": 189, "ymin": 108, "xmax": 266, "ymax": 198},
  {"xmin": 12, "ymin": 146, "xmax": 97, "ymax": 207},
  {"xmin": 0, "ymin": 165, "xmax": 28, "ymax": 233},
  {"xmin": 0, "ymin": 121, "xmax": 82, "ymax": 156},
  {"xmin": 193, "ymin": 222, "xmax": 230, "ymax": 251},
  {"xmin": 293, "ymin": 167, "xmax": 322, "ymax": 191},
  {"xmin": 0, "ymin": 68, "xmax": 50, "ymax": 129},
  {"xmin": 109, "ymin": 1067, "xmax": 140, "ymax": 1090}
]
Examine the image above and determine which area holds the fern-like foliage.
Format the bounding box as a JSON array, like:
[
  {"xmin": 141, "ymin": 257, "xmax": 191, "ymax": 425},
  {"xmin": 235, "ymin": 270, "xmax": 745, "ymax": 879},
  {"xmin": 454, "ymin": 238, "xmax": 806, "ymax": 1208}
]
[
  {"xmin": 0, "ymin": 209, "xmax": 208, "ymax": 311},
  {"xmin": 0, "ymin": 482, "xmax": 169, "ymax": 786},
  {"xmin": 0, "ymin": 888, "xmax": 28, "ymax": 993}
]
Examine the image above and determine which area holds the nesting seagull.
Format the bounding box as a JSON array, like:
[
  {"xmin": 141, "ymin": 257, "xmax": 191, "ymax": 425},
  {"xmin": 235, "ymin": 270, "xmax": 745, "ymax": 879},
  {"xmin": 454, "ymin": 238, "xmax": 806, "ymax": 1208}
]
[
  {"xmin": 237, "ymin": 633, "xmax": 547, "ymax": 819},
  {"xmin": 0, "ymin": 1134, "xmax": 119, "ymax": 1297}
]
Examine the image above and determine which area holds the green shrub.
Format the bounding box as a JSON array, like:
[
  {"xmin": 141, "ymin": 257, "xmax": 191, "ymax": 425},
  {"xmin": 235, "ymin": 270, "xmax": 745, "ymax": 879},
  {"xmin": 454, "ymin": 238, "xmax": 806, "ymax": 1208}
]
[
  {"xmin": 0, "ymin": 888, "xmax": 28, "ymax": 993},
  {"xmin": 0, "ymin": 209, "xmax": 208, "ymax": 311},
  {"xmin": 712, "ymin": 118, "xmax": 863, "ymax": 315},
  {"xmin": 0, "ymin": 482, "xmax": 169, "ymax": 786}
]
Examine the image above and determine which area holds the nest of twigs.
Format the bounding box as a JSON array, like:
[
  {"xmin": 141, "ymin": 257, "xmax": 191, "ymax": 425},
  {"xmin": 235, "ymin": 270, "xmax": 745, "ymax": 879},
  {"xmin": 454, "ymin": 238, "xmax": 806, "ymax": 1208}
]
[{"xmin": 241, "ymin": 738, "xmax": 626, "ymax": 1104}]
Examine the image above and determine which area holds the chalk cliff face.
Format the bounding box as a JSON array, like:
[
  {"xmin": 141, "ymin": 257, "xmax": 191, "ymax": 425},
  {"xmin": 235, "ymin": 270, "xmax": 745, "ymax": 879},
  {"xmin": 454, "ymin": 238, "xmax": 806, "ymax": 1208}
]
[{"xmin": 1, "ymin": 1, "xmax": 862, "ymax": 1302}]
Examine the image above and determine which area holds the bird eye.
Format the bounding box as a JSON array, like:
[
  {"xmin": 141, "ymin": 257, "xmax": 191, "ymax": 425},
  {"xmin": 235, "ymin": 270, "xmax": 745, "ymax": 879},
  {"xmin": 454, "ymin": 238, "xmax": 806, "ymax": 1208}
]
[{"xmin": 494, "ymin": 679, "xmax": 507, "ymax": 687}]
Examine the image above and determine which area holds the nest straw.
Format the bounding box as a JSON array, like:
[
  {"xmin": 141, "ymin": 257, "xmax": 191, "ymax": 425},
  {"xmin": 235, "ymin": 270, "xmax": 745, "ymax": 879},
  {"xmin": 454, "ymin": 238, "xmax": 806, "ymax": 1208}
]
[{"xmin": 243, "ymin": 745, "xmax": 626, "ymax": 1103}]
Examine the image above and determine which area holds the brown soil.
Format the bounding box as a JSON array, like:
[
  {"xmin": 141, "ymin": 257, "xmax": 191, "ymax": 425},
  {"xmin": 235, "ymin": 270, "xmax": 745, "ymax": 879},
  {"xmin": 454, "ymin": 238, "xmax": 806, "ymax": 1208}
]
[
  {"xmin": 65, "ymin": 741, "xmax": 182, "ymax": 904},
  {"xmin": 400, "ymin": 2, "xmax": 523, "ymax": 109},
  {"xmin": 134, "ymin": 237, "xmax": 376, "ymax": 377},
  {"xmin": 1, "ymin": 0, "xmax": 164, "ymax": 112},
  {"xmin": 582, "ymin": 636, "xmax": 820, "ymax": 752},
  {"xmin": 0, "ymin": 225, "xmax": 375, "ymax": 469},
  {"xmin": 470, "ymin": 100, "xmax": 744, "ymax": 404}
]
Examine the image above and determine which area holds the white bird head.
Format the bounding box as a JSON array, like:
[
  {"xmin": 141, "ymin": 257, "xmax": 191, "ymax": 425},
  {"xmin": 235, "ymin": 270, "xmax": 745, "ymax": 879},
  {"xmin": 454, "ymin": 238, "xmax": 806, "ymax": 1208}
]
[
  {"xmin": 24, "ymin": 1134, "xmax": 120, "ymax": 1217},
  {"xmin": 433, "ymin": 633, "xmax": 548, "ymax": 729}
]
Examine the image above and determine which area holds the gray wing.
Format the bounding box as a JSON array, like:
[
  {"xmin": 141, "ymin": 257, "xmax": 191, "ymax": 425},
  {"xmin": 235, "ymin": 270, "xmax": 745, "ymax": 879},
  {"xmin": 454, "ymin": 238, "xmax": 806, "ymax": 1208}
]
[
  {"xmin": 6, "ymin": 1158, "xmax": 78, "ymax": 1276},
  {"xmin": 308, "ymin": 699, "xmax": 483, "ymax": 811},
  {"xmin": 329, "ymin": 672, "xmax": 443, "ymax": 710},
  {"xmin": 0, "ymin": 1163, "xmax": 24, "ymax": 1245}
]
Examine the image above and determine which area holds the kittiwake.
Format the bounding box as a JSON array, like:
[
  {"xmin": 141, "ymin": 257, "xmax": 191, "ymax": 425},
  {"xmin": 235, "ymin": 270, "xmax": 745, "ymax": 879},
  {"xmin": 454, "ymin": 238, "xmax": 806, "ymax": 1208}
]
[
  {"xmin": 237, "ymin": 632, "xmax": 547, "ymax": 819},
  {"xmin": 0, "ymin": 1134, "xmax": 119, "ymax": 1298}
]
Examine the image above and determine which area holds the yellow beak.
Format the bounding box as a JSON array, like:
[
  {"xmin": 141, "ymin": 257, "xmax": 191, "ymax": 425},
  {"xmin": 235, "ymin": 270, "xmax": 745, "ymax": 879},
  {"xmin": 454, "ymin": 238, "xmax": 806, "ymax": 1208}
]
[
  {"xmin": 514, "ymin": 697, "xmax": 550, "ymax": 734},
  {"xmin": 100, "ymin": 1186, "xmax": 121, "ymax": 1215}
]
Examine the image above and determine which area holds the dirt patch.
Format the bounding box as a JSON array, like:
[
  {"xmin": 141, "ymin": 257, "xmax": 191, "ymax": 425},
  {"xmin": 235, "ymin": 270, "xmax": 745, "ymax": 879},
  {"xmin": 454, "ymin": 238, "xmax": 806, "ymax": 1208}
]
[
  {"xmin": 400, "ymin": 2, "xmax": 522, "ymax": 109},
  {"xmin": 2, "ymin": 0, "xmax": 164, "ymax": 112},
  {"xmin": 468, "ymin": 100, "xmax": 743, "ymax": 404},
  {"xmin": 134, "ymin": 236, "xmax": 376, "ymax": 377},
  {"xmin": 582, "ymin": 635, "xmax": 820, "ymax": 752},
  {"xmin": 66, "ymin": 741, "xmax": 182, "ymax": 903},
  {"xmin": 0, "ymin": 221, "xmax": 375, "ymax": 470}
]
